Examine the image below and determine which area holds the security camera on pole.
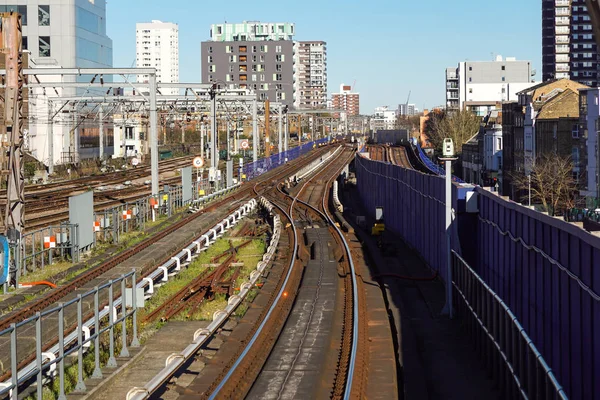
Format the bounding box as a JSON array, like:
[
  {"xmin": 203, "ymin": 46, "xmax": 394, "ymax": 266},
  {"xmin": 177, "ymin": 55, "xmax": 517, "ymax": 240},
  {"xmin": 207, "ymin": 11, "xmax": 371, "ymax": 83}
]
[{"xmin": 440, "ymin": 138, "xmax": 458, "ymax": 319}]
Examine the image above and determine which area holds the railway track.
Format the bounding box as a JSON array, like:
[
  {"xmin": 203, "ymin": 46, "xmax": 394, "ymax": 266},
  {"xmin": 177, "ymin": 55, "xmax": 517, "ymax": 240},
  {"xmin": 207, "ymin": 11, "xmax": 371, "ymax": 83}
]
[
  {"xmin": 186, "ymin": 146, "xmax": 365, "ymax": 399},
  {"xmin": 1, "ymin": 155, "xmax": 196, "ymax": 230},
  {"xmin": 388, "ymin": 145, "xmax": 414, "ymax": 169},
  {"xmin": 0, "ymin": 144, "xmax": 335, "ymax": 388}
]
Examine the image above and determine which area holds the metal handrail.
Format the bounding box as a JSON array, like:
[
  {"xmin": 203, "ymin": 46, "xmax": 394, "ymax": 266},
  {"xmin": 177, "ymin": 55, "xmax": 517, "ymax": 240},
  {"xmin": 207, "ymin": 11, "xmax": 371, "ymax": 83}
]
[
  {"xmin": 451, "ymin": 250, "xmax": 567, "ymax": 399},
  {"xmin": 0, "ymin": 198, "xmax": 258, "ymax": 399}
]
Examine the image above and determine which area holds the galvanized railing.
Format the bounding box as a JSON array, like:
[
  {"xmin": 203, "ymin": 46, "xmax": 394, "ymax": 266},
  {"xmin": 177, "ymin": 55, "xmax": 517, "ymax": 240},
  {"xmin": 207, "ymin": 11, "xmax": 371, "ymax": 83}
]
[
  {"xmin": 451, "ymin": 251, "xmax": 567, "ymax": 399},
  {"xmin": 0, "ymin": 198, "xmax": 258, "ymax": 399},
  {"xmin": 0, "ymin": 270, "xmax": 140, "ymax": 400}
]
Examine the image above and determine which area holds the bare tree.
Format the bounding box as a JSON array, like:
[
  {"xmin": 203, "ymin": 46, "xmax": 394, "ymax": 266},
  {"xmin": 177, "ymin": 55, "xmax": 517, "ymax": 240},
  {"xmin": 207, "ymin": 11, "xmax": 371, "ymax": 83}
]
[
  {"xmin": 427, "ymin": 109, "xmax": 481, "ymax": 153},
  {"xmin": 512, "ymin": 153, "xmax": 577, "ymax": 215},
  {"xmin": 396, "ymin": 115, "xmax": 421, "ymax": 137}
]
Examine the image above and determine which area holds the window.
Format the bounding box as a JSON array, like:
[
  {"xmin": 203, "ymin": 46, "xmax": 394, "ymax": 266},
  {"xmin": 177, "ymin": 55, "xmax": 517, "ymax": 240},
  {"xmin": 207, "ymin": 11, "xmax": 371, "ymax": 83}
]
[
  {"xmin": 208, "ymin": 46, "xmax": 213, "ymax": 53},
  {"xmin": 240, "ymin": 74, "xmax": 247, "ymax": 81},
  {"xmin": 239, "ymin": 65, "xmax": 247, "ymax": 72},
  {"xmin": 501, "ymin": 65, "xmax": 505, "ymax": 70},
  {"xmin": 225, "ymin": 45, "xmax": 232, "ymax": 53},
  {"xmin": 260, "ymin": 74, "xmax": 265, "ymax": 82},
  {"xmin": 39, "ymin": 36, "xmax": 51, "ymax": 57},
  {"xmin": 469, "ymin": 77, "xmax": 472, "ymax": 82},
  {"xmin": 38, "ymin": 5, "xmax": 50, "ymax": 26},
  {"xmin": 501, "ymin": 76, "xmax": 505, "ymax": 81},
  {"xmin": 229, "ymin": 55, "xmax": 237, "ymax": 63},
  {"xmin": 217, "ymin": 26, "xmax": 222, "ymax": 34},
  {"xmin": 208, "ymin": 55, "xmax": 213, "ymax": 63},
  {"xmin": 260, "ymin": 55, "xmax": 265, "ymax": 62},
  {"xmin": 18, "ymin": 5, "xmax": 27, "ymax": 25},
  {"xmin": 260, "ymin": 45, "xmax": 268, "ymax": 52},
  {"xmin": 572, "ymin": 124, "xmax": 579, "ymax": 138},
  {"xmin": 273, "ymin": 73, "xmax": 282, "ymax": 81},
  {"xmin": 252, "ymin": 55, "xmax": 257, "ymax": 62},
  {"xmin": 252, "ymin": 74, "xmax": 257, "ymax": 82},
  {"xmin": 209, "ymin": 65, "xmax": 216, "ymax": 72},
  {"xmin": 239, "ymin": 45, "xmax": 247, "ymax": 52},
  {"xmin": 497, "ymin": 137, "xmax": 502, "ymax": 150},
  {"xmin": 276, "ymin": 64, "xmax": 282, "ymax": 72},
  {"xmin": 22, "ymin": 36, "xmax": 27, "ymax": 50},
  {"xmin": 468, "ymin": 88, "xmax": 473, "ymax": 94},
  {"xmin": 125, "ymin": 126, "xmax": 134, "ymax": 140},
  {"xmin": 252, "ymin": 45, "xmax": 257, "ymax": 53},
  {"xmin": 260, "ymin": 83, "xmax": 269, "ymax": 90},
  {"xmin": 276, "ymin": 45, "xmax": 282, "ymax": 53},
  {"xmin": 469, "ymin": 66, "xmax": 472, "ymax": 71},
  {"xmin": 276, "ymin": 54, "xmax": 285, "ymax": 62},
  {"xmin": 229, "ymin": 65, "xmax": 234, "ymax": 73},
  {"xmin": 239, "ymin": 55, "xmax": 247, "ymax": 62}
]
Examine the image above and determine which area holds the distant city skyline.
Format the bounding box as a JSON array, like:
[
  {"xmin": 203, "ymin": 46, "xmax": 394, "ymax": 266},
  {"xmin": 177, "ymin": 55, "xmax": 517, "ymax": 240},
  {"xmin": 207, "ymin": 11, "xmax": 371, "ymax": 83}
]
[{"xmin": 107, "ymin": 0, "xmax": 542, "ymax": 113}]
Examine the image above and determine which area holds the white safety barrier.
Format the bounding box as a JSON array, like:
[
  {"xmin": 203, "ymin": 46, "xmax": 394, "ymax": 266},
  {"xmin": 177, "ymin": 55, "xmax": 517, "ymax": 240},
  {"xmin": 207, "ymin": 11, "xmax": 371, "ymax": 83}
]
[
  {"xmin": 188, "ymin": 183, "xmax": 242, "ymax": 213},
  {"xmin": 332, "ymin": 180, "xmax": 344, "ymax": 213},
  {"xmin": 126, "ymin": 196, "xmax": 282, "ymax": 400}
]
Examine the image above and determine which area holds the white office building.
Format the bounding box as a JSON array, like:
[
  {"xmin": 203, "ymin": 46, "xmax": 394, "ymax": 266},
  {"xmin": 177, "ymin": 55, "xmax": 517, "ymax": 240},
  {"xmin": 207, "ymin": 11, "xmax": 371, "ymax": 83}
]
[
  {"xmin": 136, "ymin": 20, "xmax": 179, "ymax": 96},
  {"xmin": 371, "ymin": 106, "xmax": 397, "ymax": 131},
  {"xmin": 446, "ymin": 55, "xmax": 536, "ymax": 115},
  {"xmin": 0, "ymin": 0, "xmax": 113, "ymax": 166}
]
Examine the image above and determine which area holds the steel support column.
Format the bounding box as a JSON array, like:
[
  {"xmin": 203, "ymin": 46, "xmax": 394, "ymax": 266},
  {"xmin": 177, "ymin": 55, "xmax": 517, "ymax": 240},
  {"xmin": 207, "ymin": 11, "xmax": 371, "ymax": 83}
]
[
  {"xmin": 252, "ymin": 99, "xmax": 258, "ymax": 162},
  {"xmin": 278, "ymin": 104, "xmax": 283, "ymax": 154},
  {"xmin": 149, "ymin": 73, "xmax": 159, "ymax": 196}
]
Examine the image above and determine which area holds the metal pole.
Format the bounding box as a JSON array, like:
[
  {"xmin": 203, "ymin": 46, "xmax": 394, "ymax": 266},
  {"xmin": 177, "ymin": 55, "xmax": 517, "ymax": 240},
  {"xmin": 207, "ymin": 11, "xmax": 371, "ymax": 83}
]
[
  {"xmin": 57, "ymin": 305, "xmax": 66, "ymax": 400},
  {"xmin": 210, "ymin": 91, "xmax": 217, "ymax": 170},
  {"xmin": 444, "ymin": 159, "xmax": 453, "ymax": 318},
  {"xmin": 121, "ymin": 103, "xmax": 126, "ymax": 158},
  {"xmin": 149, "ymin": 73, "xmax": 159, "ymax": 196},
  {"xmin": 48, "ymin": 99, "xmax": 54, "ymax": 175},
  {"xmin": 10, "ymin": 324, "xmax": 17, "ymax": 400},
  {"xmin": 181, "ymin": 118, "xmax": 185, "ymax": 144},
  {"xmin": 252, "ymin": 98, "xmax": 258, "ymax": 162},
  {"xmin": 278, "ymin": 104, "xmax": 283, "ymax": 154},
  {"xmin": 120, "ymin": 276, "xmax": 129, "ymax": 357},
  {"xmin": 99, "ymin": 104, "xmax": 104, "ymax": 160},
  {"xmin": 131, "ymin": 270, "xmax": 140, "ymax": 347},
  {"xmin": 92, "ymin": 287, "xmax": 102, "ymax": 378},
  {"xmin": 227, "ymin": 120, "xmax": 231, "ymax": 161},
  {"xmin": 284, "ymin": 113, "xmax": 289, "ymax": 152},
  {"xmin": 200, "ymin": 123, "xmax": 205, "ymax": 160},
  {"xmin": 528, "ymin": 174, "xmax": 531, "ymax": 207},
  {"xmin": 75, "ymin": 295, "xmax": 86, "ymax": 391}
]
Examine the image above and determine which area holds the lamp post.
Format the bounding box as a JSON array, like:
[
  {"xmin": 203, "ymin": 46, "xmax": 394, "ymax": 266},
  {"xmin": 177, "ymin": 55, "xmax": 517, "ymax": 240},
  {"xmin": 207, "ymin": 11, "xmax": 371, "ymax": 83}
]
[
  {"xmin": 440, "ymin": 138, "xmax": 457, "ymax": 319},
  {"xmin": 528, "ymin": 174, "xmax": 532, "ymax": 207}
]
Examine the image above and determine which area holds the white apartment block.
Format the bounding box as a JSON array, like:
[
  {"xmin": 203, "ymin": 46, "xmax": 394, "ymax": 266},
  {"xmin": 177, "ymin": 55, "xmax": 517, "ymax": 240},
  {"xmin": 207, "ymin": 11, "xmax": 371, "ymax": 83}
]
[
  {"xmin": 446, "ymin": 55, "xmax": 535, "ymax": 116},
  {"xmin": 0, "ymin": 0, "xmax": 114, "ymax": 166},
  {"xmin": 397, "ymin": 103, "xmax": 418, "ymax": 116},
  {"xmin": 293, "ymin": 41, "xmax": 327, "ymax": 109},
  {"xmin": 371, "ymin": 106, "xmax": 397, "ymax": 131},
  {"xmin": 136, "ymin": 20, "xmax": 179, "ymax": 96}
]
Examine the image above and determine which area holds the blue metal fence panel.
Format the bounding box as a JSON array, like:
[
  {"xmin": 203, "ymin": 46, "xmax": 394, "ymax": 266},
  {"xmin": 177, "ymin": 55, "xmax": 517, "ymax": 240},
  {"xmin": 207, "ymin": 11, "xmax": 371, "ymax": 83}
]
[
  {"xmin": 354, "ymin": 154, "xmax": 464, "ymax": 282},
  {"xmin": 474, "ymin": 188, "xmax": 600, "ymax": 400},
  {"xmin": 241, "ymin": 138, "xmax": 329, "ymax": 180}
]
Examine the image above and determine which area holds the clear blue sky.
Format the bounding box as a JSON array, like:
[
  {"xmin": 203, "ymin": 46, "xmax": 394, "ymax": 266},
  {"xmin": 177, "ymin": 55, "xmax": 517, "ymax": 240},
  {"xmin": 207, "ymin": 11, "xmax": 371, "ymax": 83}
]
[{"xmin": 107, "ymin": 0, "xmax": 542, "ymax": 114}]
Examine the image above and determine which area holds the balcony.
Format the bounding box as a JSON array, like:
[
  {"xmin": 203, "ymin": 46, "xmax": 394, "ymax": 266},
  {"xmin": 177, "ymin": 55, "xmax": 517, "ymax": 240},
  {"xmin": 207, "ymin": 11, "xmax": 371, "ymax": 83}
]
[
  {"xmin": 556, "ymin": 63, "xmax": 570, "ymax": 72},
  {"xmin": 556, "ymin": 35, "xmax": 570, "ymax": 44},
  {"xmin": 555, "ymin": 0, "xmax": 569, "ymax": 5},
  {"xmin": 555, "ymin": 44, "xmax": 570, "ymax": 53},
  {"xmin": 555, "ymin": 6, "xmax": 570, "ymax": 16},
  {"xmin": 555, "ymin": 26, "xmax": 570, "ymax": 35},
  {"xmin": 556, "ymin": 54, "xmax": 570, "ymax": 62},
  {"xmin": 555, "ymin": 16, "xmax": 570, "ymax": 25}
]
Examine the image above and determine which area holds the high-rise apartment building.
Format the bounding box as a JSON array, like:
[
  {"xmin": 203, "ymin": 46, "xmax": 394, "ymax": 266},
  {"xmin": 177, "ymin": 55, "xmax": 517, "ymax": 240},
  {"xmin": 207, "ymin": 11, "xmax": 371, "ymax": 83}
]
[
  {"xmin": 293, "ymin": 41, "xmax": 327, "ymax": 109},
  {"xmin": 0, "ymin": 0, "xmax": 114, "ymax": 166},
  {"xmin": 201, "ymin": 22, "xmax": 296, "ymax": 105},
  {"xmin": 445, "ymin": 56, "xmax": 535, "ymax": 115},
  {"xmin": 136, "ymin": 20, "xmax": 179, "ymax": 95},
  {"xmin": 398, "ymin": 103, "xmax": 418, "ymax": 116},
  {"xmin": 542, "ymin": 0, "xmax": 600, "ymax": 86},
  {"xmin": 332, "ymin": 84, "xmax": 360, "ymax": 117}
]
